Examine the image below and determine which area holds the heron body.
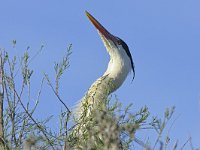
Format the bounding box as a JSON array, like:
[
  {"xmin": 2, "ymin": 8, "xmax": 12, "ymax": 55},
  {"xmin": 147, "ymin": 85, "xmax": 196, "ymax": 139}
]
[{"xmin": 75, "ymin": 11, "xmax": 135, "ymax": 119}]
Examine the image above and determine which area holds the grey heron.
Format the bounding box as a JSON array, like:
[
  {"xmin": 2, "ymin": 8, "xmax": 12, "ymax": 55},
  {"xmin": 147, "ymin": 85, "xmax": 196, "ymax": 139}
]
[{"xmin": 75, "ymin": 11, "xmax": 135, "ymax": 119}]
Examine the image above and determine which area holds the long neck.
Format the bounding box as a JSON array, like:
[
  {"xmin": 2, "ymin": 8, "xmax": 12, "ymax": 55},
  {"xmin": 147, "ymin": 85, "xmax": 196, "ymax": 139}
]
[
  {"xmin": 75, "ymin": 75, "xmax": 114, "ymax": 118},
  {"xmin": 104, "ymin": 46, "xmax": 131, "ymax": 92},
  {"xmin": 75, "ymin": 42, "xmax": 131, "ymax": 119}
]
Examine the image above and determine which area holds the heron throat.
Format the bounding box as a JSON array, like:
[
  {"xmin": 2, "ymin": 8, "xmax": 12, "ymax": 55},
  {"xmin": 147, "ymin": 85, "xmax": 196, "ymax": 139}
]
[{"xmin": 100, "ymin": 33, "xmax": 132, "ymax": 92}]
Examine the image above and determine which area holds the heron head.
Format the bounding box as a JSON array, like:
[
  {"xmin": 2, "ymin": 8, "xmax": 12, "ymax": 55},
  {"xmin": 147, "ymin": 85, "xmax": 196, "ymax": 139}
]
[{"xmin": 85, "ymin": 11, "xmax": 135, "ymax": 80}]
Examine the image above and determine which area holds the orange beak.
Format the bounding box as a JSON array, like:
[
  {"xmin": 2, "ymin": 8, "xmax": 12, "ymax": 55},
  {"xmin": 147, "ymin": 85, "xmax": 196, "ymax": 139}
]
[{"xmin": 85, "ymin": 11, "xmax": 118, "ymax": 44}]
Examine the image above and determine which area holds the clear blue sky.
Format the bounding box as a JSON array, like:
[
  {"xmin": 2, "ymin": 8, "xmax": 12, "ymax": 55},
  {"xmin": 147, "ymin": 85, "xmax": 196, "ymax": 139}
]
[{"xmin": 0, "ymin": 0, "xmax": 200, "ymax": 148}]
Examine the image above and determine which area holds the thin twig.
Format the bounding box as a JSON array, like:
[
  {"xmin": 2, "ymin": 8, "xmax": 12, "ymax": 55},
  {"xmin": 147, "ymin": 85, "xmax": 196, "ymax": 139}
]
[
  {"xmin": 12, "ymin": 87, "xmax": 55, "ymax": 150},
  {"xmin": 134, "ymin": 136, "xmax": 150, "ymax": 149},
  {"xmin": 189, "ymin": 136, "xmax": 194, "ymax": 150},
  {"xmin": 0, "ymin": 52, "xmax": 5, "ymax": 149},
  {"xmin": 180, "ymin": 137, "xmax": 192, "ymax": 150},
  {"xmin": 44, "ymin": 73, "xmax": 70, "ymax": 113},
  {"xmin": 28, "ymin": 45, "xmax": 44, "ymax": 66}
]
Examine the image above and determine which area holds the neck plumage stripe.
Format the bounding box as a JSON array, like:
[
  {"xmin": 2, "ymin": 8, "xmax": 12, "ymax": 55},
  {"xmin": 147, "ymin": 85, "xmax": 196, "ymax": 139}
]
[{"xmin": 75, "ymin": 74, "xmax": 115, "ymax": 118}]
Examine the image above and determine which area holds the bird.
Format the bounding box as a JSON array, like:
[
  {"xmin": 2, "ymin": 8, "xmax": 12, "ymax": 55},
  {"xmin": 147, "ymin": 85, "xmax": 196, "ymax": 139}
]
[{"xmin": 74, "ymin": 11, "xmax": 135, "ymax": 119}]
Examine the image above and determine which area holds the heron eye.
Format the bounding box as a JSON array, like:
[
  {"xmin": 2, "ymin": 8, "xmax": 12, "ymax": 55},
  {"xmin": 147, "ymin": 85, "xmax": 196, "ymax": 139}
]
[{"xmin": 117, "ymin": 40, "xmax": 121, "ymax": 45}]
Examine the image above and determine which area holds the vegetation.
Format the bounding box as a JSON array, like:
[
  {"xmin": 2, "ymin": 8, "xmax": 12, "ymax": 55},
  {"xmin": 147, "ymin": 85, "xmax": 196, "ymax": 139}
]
[{"xmin": 0, "ymin": 43, "xmax": 198, "ymax": 150}]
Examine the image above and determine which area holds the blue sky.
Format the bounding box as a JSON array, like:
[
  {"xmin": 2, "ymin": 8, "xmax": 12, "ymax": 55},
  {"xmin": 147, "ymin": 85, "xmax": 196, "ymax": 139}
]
[{"xmin": 0, "ymin": 0, "xmax": 200, "ymax": 148}]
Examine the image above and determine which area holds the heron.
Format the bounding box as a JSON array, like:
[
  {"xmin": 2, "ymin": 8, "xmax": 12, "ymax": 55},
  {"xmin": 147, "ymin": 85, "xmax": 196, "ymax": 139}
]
[{"xmin": 74, "ymin": 11, "xmax": 135, "ymax": 119}]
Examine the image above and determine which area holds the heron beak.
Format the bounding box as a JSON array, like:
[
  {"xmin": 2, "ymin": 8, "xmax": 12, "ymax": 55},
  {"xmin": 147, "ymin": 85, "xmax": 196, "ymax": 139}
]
[{"xmin": 85, "ymin": 11, "xmax": 118, "ymax": 44}]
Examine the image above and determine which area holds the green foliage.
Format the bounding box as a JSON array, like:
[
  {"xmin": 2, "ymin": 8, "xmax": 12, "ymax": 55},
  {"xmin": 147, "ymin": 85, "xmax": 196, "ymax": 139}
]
[
  {"xmin": 54, "ymin": 44, "xmax": 72, "ymax": 80},
  {"xmin": 69, "ymin": 98, "xmax": 149, "ymax": 150},
  {"xmin": 1, "ymin": 48, "xmax": 50, "ymax": 149},
  {"xmin": 0, "ymin": 43, "xmax": 198, "ymax": 150},
  {"xmin": 54, "ymin": 44, "xmax": 72, "ymax": 95}
]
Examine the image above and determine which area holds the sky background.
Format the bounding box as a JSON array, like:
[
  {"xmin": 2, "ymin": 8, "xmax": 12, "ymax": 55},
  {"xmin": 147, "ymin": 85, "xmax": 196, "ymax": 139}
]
[{"xmin": 0, "ymin": 0, "xmax": 200, "ymax": 149}]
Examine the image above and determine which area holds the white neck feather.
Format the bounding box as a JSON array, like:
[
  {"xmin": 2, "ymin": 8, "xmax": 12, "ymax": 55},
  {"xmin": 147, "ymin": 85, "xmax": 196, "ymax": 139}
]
[
  {"xmin": 103, "ymin": 44, "xmax": 132, "ymax": 93},
  {"xmin": 74, "ymin": 37, "xmax": 132, "ymax": 119}
]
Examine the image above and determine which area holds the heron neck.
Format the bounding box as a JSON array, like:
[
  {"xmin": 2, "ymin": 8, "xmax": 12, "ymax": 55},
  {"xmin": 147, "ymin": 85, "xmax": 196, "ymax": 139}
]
[{"xmin": 104, "ymin": 53, "xmax": 130, "ymax": 92}]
